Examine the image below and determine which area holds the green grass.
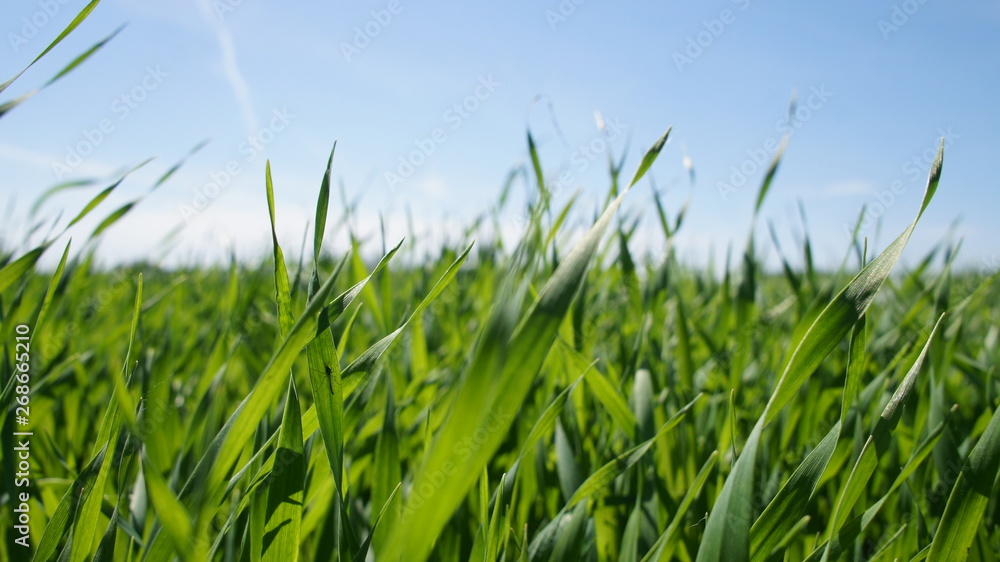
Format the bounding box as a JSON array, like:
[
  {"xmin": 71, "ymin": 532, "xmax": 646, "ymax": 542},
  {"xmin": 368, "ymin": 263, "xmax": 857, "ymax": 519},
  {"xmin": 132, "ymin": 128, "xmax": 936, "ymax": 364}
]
[{"xmin": 2, "ymin": 4, "xmax": 999, "ymax": 561}]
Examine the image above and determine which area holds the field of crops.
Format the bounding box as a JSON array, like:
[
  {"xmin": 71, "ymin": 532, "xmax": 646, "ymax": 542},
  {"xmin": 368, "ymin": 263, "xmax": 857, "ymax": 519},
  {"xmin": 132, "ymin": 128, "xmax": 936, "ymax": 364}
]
[{"xmin": 3, "ymin": 4, "xmax": 1000, "ymax": 562}]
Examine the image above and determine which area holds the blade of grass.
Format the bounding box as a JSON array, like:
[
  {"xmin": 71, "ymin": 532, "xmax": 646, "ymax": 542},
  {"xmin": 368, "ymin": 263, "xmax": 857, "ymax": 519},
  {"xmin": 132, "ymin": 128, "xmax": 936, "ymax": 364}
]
[
  {"xmin": 261, "ymin": 378, "xmax": 305, "ymax": 562},
  {"xmin": 698, "ymin": 140, "xmax": 944, "ymax": 562},
  {"xmin": 927, "ymin": 403, "xmax": 1000, "ymax": 560},
  {"xmin": 0, "ymin": 0, "xmax": 102, "ymax": 95}
]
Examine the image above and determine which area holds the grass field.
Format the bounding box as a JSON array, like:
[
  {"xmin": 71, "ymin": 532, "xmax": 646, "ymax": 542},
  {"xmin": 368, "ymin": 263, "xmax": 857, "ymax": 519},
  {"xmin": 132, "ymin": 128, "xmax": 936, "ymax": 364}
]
[{"xmin": 2, "ymin": 4, "xmax": 1000, "ymax": 561}]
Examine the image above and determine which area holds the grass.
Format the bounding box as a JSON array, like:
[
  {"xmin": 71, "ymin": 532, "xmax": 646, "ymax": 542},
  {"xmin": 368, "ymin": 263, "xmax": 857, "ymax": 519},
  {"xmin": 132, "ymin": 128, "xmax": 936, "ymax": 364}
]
[{"xmin": 2, "ymin": 3, "xmax": 999, "ymax": 561}]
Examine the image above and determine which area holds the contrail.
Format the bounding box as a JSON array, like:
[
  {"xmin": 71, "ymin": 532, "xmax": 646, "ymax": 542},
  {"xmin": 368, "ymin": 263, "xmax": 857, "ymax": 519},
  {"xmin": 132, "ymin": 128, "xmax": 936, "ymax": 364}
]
[{"xmin": 195, "ymin": 0, "xmax": 259, "ymax": 138}]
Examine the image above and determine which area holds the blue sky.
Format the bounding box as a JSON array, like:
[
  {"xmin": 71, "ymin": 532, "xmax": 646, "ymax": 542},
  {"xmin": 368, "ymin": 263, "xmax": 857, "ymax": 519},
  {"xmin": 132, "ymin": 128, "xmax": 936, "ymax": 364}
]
[{"xmin": 1, "ymin": 0, "xmax": 998, "ymax": 272}]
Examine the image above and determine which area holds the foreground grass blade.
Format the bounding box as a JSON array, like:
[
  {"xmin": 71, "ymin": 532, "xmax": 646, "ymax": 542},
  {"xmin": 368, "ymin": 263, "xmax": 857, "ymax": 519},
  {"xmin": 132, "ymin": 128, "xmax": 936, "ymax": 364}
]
[
  {"xmin": 304, "ymin": 148, "xmax": 349, "ymax": 559},
  {"xmin": 749, "ymin": 316, "xmax": 867, "ymax": 560},
  {"xmin": 261, "ymin": 379, "xmax": 305, "ymax": 562},
  {"xmin": 352, "ymin": 483, "xmax": 401, "ymax": 562},
  {"xmin": 312, "ymin": 240, "xmax": 404, "ymax": 340},
  {"xmin": 381, "ymin": 129, "xmax": 671, "ymax": 562},
  {"xmin": 927, "ymin": 404, "xmax": 1000, "ymax": 560},
  {"xmin": 764, "ymin": 140, "xmax": 942, "ymax": 425}
]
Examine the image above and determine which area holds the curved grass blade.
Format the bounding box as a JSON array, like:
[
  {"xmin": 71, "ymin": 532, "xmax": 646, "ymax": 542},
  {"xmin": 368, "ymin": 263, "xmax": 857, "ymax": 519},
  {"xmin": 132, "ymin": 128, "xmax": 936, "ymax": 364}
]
[
  {"xmin": 266, "ymin": 161, "xmax": 295, "ymax": 335},
  {"xmin": 762, "ymin": 140, "xmax": 943, "ymax": 425},
  {"xmin": 820, "ymin": 314, "xmax": 944, "ymax": 561},
  {"xmin": 89, "ymin": 202, "xmax": 135, "ymax": 240},
  {"xmin": 698, "ymin": 140, "xmax": 944, "ymax": 562},
  {"xmin": 313, "ymin": 240, "xmax": 403, "ymax": 339},
  {"xmin": 528, "ymin": 379, "xmax": 586, "ymax": 457},
  {"xmin": 527, "ymin": 501, "xmax": 588, "ymax": 562},
  {"xmin": 561, "ymin": 342, "xmax": 636, "ymax": 440},
  {"xmin": 749, "ymin": 315, "xmax": 867, "ymax": 560},
  {"xmin": 0, "ymin": 0, "xmax": 102, "ymax": 96},
  {"xmin": 2, "ymin": 19, "xmax": 121, "ymax": 117},
  {"xmin": 50, "ymin": 25, "xmax": 126, "ymax": 82}
]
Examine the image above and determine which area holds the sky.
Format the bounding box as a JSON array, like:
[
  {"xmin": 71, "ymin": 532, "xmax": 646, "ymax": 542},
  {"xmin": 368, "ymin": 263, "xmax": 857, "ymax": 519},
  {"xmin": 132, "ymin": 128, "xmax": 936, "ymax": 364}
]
[{"xmin": 1, "ymin": 0, "xmax": 998, "ymax": 273}]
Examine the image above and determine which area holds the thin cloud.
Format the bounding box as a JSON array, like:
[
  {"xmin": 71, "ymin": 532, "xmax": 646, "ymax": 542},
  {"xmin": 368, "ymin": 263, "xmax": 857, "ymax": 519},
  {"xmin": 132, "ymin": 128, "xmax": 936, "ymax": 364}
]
[{"xmin": 0, "ymin": 143, "xmax": 117, "ymax": 177}]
